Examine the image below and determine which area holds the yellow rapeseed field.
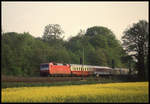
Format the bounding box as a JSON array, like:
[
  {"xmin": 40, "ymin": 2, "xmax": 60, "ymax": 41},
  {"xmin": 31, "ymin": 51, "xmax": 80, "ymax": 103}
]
[{"xmin": 2, "ymin": 82, "xmax": 148, "ymax": 103}]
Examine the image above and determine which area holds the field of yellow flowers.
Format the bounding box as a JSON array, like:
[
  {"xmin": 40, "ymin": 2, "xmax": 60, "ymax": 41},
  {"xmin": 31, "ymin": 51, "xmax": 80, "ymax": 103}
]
[{"xmin": 2, "ymin": 82, "xmax": 148, "ymax": 103}]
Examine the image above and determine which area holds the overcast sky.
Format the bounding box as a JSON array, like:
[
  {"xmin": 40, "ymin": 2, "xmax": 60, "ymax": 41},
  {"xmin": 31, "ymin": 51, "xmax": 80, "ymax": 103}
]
[{"xmin": 2, "ymin": 2, "xmax": 149, "ymax": 41}]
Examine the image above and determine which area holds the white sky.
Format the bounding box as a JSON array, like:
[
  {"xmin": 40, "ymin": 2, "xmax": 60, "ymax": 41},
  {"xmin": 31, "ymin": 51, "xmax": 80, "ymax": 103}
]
[{"xmin": 2, "ymin": 2, "xmax": 149, "ymax": 41}]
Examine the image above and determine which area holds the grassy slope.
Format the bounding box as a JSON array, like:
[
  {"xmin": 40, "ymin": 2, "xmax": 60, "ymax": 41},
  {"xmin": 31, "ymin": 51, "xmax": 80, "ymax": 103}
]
[{"xmin": 2, "ymin": 82, "xmax": 148, "ymax": 103}]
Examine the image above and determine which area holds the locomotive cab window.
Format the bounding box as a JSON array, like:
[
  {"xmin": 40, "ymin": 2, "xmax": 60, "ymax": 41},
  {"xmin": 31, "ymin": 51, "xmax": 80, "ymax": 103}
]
[{"xmin": 40, "ymin": 64, "xmax": 49, "ymax": 71}]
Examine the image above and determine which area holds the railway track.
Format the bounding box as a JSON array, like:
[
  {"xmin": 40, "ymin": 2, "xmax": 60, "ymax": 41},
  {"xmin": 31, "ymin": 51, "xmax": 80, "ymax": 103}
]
[
  {"xmin": 2, "ymin": 75, "xmax": 134, "ymax": 83},
  {"xmin": 2, "ymin": 75, "xmax": 96, "ymax": 83}
]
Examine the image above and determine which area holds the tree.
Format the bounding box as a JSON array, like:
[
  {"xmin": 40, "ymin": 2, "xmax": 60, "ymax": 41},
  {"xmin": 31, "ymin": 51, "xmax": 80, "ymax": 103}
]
[
  {"xmin": 85, "ymin": 26, "xmax": 111, "ymax": 37},
  {"xmin": 122, "ymin": 20, "xmax": 149, "ymax": 80},
  {"xmin": 42, "ymin": 24, "xmax": 64, "ymax": 41},
  {"xmin": 85, "ymin": 26, "xmax": 126, "ymax": 67},
  {"xmin": 89, "ymin": 35, "xmax": 107, "ymax": 48},
  {"xmin": 77, "ymin": 29, "xmax": 86, "ymax": 37},
  {"xmin": 87, "ymin": 48, "xmax": 107, "ymax": 66}
]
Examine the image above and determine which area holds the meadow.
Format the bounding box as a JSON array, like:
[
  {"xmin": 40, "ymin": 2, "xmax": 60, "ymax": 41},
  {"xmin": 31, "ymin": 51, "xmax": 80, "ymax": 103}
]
[{"xmin": 2, "ymin": 82, "xmax": 148, "ymax": 103}]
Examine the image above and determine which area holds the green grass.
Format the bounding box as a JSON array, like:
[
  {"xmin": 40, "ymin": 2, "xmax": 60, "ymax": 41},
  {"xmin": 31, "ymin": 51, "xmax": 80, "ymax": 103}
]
[{"xmin": 2, "ymin": 82, "xmax": 148, "ymax": 103}]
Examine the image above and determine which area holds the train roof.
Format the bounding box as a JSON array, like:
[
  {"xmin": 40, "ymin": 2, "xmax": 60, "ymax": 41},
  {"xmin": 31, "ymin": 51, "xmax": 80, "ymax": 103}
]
[
  {"xmin": 114, "ymin": 68, "xmax": 129, "ymax": 70},
  {"xmin": 93, "ymin": 66, "xmax": 112, "ymax": 69},
  {"xmin": 70, "ymin": 64, "xmax": 112, "ymax": 69},
  {"xmin": 70, "ymin": 64, "xmax": 93, "ymax": 67}
]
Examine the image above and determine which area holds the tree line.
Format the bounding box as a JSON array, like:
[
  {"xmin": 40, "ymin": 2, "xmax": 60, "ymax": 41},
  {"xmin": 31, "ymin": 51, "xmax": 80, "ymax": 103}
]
[{"xmin": 1, "ymin": 20, "xmax": 148, "ymax": 80}]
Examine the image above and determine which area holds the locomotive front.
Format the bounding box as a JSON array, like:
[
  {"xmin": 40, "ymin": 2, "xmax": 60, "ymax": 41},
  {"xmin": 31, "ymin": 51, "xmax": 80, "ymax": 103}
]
[{"xmin": 40, "ymin": 63, "xmax": 51, "ymax": 76}]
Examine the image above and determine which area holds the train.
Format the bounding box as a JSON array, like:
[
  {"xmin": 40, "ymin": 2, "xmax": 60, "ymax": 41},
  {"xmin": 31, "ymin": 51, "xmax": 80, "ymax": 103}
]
[{"xmin": 40, "ymin": 62, "xmax": 130, "ymax": 77}]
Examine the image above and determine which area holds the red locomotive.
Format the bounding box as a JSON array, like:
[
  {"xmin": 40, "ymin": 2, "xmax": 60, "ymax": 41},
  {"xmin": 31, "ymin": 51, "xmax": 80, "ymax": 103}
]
[
  {"xmin": 40, "ymin": 62, "xmax": 129, "ymax": 77},
  {"xmin": 40, "ymin": 62, "xmax": 71, "ymax": 76}
]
